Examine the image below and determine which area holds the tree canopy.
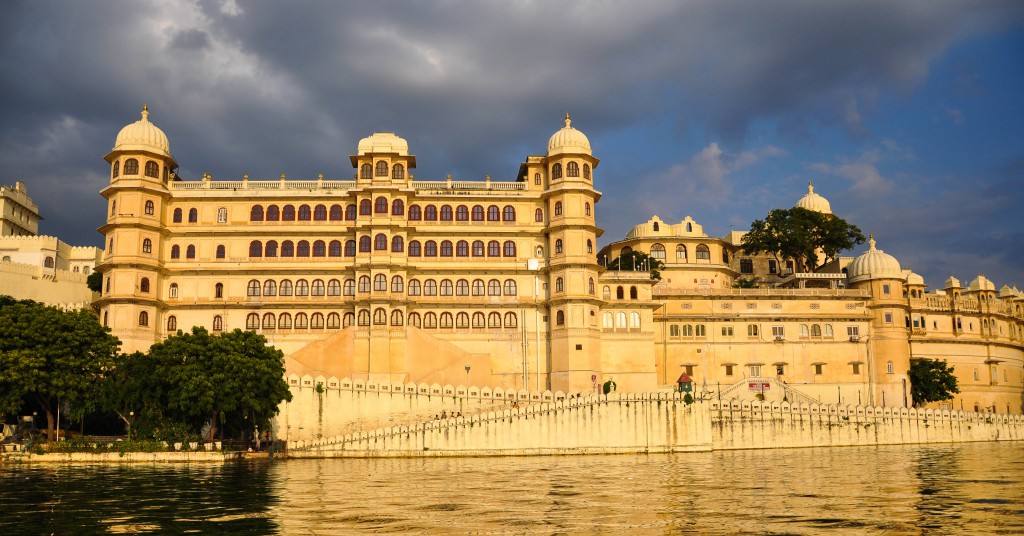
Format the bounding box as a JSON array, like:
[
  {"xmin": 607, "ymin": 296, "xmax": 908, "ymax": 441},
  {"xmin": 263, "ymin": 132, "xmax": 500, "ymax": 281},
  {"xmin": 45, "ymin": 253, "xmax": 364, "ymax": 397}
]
[
  {"xmin": 606, "ymin": 250, "xmax": 664, "ymax": 280},
  {"xmin": 741, "ymin": 207, "xmax": 865, "ymax": 273},
  {"xmin": 0, "ymin": 298, "xmax": 120, "ymax": 439},
  {"xmin": 908, "ymin": 358, "xmax": 960, "ymax": 407}
]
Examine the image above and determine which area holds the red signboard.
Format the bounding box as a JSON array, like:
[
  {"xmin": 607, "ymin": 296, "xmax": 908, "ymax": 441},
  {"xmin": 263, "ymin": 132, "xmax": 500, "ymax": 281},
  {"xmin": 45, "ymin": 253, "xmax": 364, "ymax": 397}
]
[{"xmin": 748, "ymin": 382, "xmax": 770, "ymax": 390}]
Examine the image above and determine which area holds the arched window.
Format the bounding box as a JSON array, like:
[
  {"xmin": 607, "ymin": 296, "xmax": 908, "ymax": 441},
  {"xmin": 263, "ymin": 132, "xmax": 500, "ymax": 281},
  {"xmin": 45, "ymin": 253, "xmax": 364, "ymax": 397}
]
[
  {"xmin": 359, "ymin": 199, "xmax": 372, "ymax": 215},
  {"xmin": 345, "ymin": 205, "xmax": 356, "ymax": 220},
  {"xmin": 555, "ymin": 277, "xmax": 564, "ymax": 293},
  {"xmin": 375, "ymin": 197, "xmax": 388, "ymax": 213},
  {"xmin": 686, "ymin": 222, "xmax": 693, "ymax": 232},
  {"xmin": 552, "ymin": 163, "xmax": 562, "ymax": 179},
  {"xmin": 327, "ymin": 279, "xmax": 341, "ymax": 296},
  {"xmin": 408, "ymin": 279, "xmax": 421, "ymax": 296},
  {"xmin": 329, "ymin": 204, "xmax": 342, "ymax": 220},
  {"xmin": 811, "ymin": 324, "xmax": 822, "ymax": 337},
  {"xmin": 374, "ymin": 274, "xmax": 387, "ymax": 292},
  {"xmin": 112, "ymin": 160, "xmax": 119, "ymax": 178},
  {"xmin": 424, "ymin": 279, "xmax": 437, "ymax": 296},
  {"xmin": 327, "ymin": 313, "xmax": 341, "ymax": 329},
  {"xmin": 262, "ymin": 241, "xmax": 276, "ymax": 257},
  {"xmin": 166, "ymin": 315, "xmax": 177, "ymax": 332},
  {"xmin": 276, "ymin": 279, "xmax": 291, "ymax": 296},
  {"xmin": 472, "ymin": 240, "xmax": 485, "ymax": 256},
  {"xmin": 424, "ymin": 241, "xmax": 437, "ymax": 257},
  {"xmin": 555, "ymin": 239, "xmax": 563, "ymax": 254},
  {"xmin": 472, "ymin": 279, "xmax": 485, "ymax": 296},
  {"xmin": 298, "ymin": 205, "xmax": 311, "ymax": 221},
  {"xmin": 484, "ymin": 312, "xmax": 499, "ymax": 328},
  {"xmin": 281, "ymin": 241, "xmax": 295, "ymax": 257},
  {"xmin": 186, "ymin": 245, "xmax": 196, "ymax": 259},
  {"xmin": 215, "ymin": 282, "xmax": 224, "ymax": 298},
  {"xmin": 295, "ymin": 313, "xmax": 309, "ymax": 329},
  {"xmin": 295, "ymin": 279, "xmax": 309, "ymax": 296},
  {"xmin": 602, "ymin": 286, "xmax": 611, "ymax": 300},
  {"xmin": 359, "ymin": 236, "xmax": 371, "ymax": 252},
  {"xmin": 391, "ymin": 236, "xmax": 404, "ymax": 252},
  {"xmin": 587, "ymin": 239, "xmax": 593, "ymax": 254},
  {"xmin": 472, "ymin": 205, "xmax": 484, "ymax": 221},
  {"xmin": 266, "ymin": 205, "xmax": 280, "ymax": 221},
  {"xmin": 375, "ymin": 161, "xmax": 388, "ymax": 177},
  {"xmin": 424, "ymin": 205, "xmax": 437, "ymax": 221},
  {"xmin": 439, "ymin": 312, "xmax": 453, "ymax": 329},
  {"xmin": 344, "ymin": 240, "xmax": 356, "ymax": 257},
  {"xmin": 487, "ymin": 241, "xmax": 500, "ymax": 257},
  {"xmin": 312, "ymin": 240, "xmax": 326, "ymax": 257},
  {"xmin": 250, "ymin": 205, "xmax": 264, "ymax": 221},
  {"xmin": 456, "ymin": 205, "xmax": 469, "ymax": 221},
  {"xmin": 134, "ymin": 310, "xmax": 149, "ymax": 326},
  {"xmin": 296, "ymin": 240, "xmax": 310, "ymax": 257},
  {"xmin": 408, "ymin": 240, "xmax": 421, "ymax": 256},
  {"xmin": 311, "ymin": 279, "xmax": 325, "ymax": 296},
  {"xmin": 408, "ymin": 312, "xmax": 421, "ymax": 328},
  {"xmin": 213, "ymin": 315, "xmax": 223, "ymax": 331},
  {"xmin": 310, "ymin": 313, "xmax": 324, "ymax": 329},
  {"xmin": 585, "ymin": 203, "xmax": 591, "ymax": 216},
  {"xmin": 616, "ymin": 286, "xmax": 624, "ymax": 299},
  {"xmin": 408, "ymin": 205, "xmax": 421, "ymax": 220},
  {"xmin": 456, "ymin": 279, "xmax": 470, "ymax": 296},
  {"xmin": 343, "ymin": 279, "xmax": 355, "ymax": 296},
  {"xmin": 423, "ymin": 312, "xmax": 437, "ymax": 329},
  {"xmin": 124, "ymin": 158, "xmax": 139, "ymax": 175},
  {"xmin": 533, "ymin": 172, "xmax": 540, "ymax": 185},
  {"xmin": 140, "ymin": 277, "xmax": 150, "ymax": 293},
  {"xmin": 283, "ymin": 313, "xmax": 298, "ymax": 330},
  {"xmin": 566, "ymin": 161, "xmax": 579, "ymax": 177},
  {"xmin": 217, "ymin": 207, "xmax": 227, "ymax": 223},
  {"xmin": 358, "ymin": 276, "xmax": 371, "ymax": 293},
  {"xmin": 247, "ymin": 279, "xmax": 261, "ymax": 297},
  {"xmin": 188, "ymin": 208, "xmax": 198, "ymax": 223},
  {"xmin": 440, "ymin": 279, "xmax": 453, "ymax": 296},
  {"xmin": 392, "ymin": 163, "xmax": 405, "ymax": 180},
  {"xmin": 451, "ymin": 312, "xmax": 467, "ymax": 329},
  {"xmin": 440, "ymin": 205, "xmax": 453, "ymax": 221},
  {"xmin": 487, "ymin": 205, "xmax": 500, "ymax": 221},
  {"xmin": 505, "ymin": 312, "xmax": 518, "ymax": 328},
  {"xmin": 696, "ymin": 244, "xmax": 711, "ymax": 260},
  {"xmin": 556, "ymin": 310, "xmax": 565, "ymax": 326},
  {"xmin": 360, "ymin": 163, "xmax": 372, "ymax": 179},
  {"xmin": 329, "ymin": 240, "xmax": 342, "ymax": 257},
  {"xmin": 440, "ymin": 240, "xmax": 453, "ymax": 256},
  {"xmin": 589, "ymin": 278, "xmax": 595, "ymax": 295},
  {"xmin": 488, "ymin": 279, "xmax": 501, "ymax": 296},
  {"xmin": 142, "ymin": 238, "xmax": 152, "ymax": 253},
  {"xmin": 145, "ymin": 200, "xmax": 155, "ymax": 215},
  {"xmin": 630, "ymin": 312, "xmax": 641, "ymax": 329},
  {"xmin": 391, "ymin": 275, "xmax": 404, "ymax": 293},
  {"xmin": 391, "ymin": 199, "xmax": 404, "ymax": 216},
  {"xmin": 168, "ymin": 283, "xmax": 179, "ymax": 298},
  {"xmin": 554, "ymin": 201, "xmax": 562, "ymax": 216},
  {"xmin": 583, "ymin": 163, "xmax": 591, "ymax": 180},
  {"xmin": 375, "ymin": 233, "xmax": 387, "ymax": 250},
  {"xmin": 630, "ymin": 286, "xmax": 638, "ymax": 300},
  {"xmin": 314, "ymin": 204, "xmax": 327, "ymax": 221},
  {"xmin": 282, "ymin": 205, "xmax": 295, "ymax": 221},
  {"xmin": 472, "ymin": 312, "xmax": 485, "ymax": 328},
  {"xmin": 504, "ymin": 279, "xmax": 517, "ymax": 295},
  {"xmin": 173, "ymin": 208, "xmax": 182, "ymax": 223},
  {"xmin": 535, "ymin": 208, "xmax": 544, "ymax": 222},
  {"xmin": 264, "ymin": 280, "xmax": 277, "ymax": 296},
  {"xmin": 504, "ymin": 241, "xmax": 516, "ymax": 257},
  {"xmin": 456, "ymin": 240, "xmax": 469, "ymax": 257},
  {"xmin": 263, "ymin": 313, "xmax": 276, "ymax": 330},
  {"xmin": 502, "ymin": 205, "xmax": 516, "ymax": 221},
  {"xmin": 676, "ymin": 245, "xmax": 687, "ymax": 260},
  {"xmin": 390, "ymin": 310, "xmax": 404, "ymax": 326},
  {"xmin": 650, "ymin": 244, "xmax": 666, "ymax": 260}
]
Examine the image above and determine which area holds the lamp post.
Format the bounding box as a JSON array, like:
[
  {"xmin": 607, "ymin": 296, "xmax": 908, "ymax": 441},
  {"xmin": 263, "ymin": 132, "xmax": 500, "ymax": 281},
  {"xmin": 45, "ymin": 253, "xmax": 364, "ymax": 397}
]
[
  {"xmin": 128, "ymin": 411, "xmax": 134, "ymax": 441},
  {"xmin": 464, "ymin": 365, "xmax": 471, "ymax": 386}
]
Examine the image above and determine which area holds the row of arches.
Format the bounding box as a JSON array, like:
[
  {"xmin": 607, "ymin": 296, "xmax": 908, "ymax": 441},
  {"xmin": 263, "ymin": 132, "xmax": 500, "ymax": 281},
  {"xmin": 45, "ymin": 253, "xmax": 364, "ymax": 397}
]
[
  {"xmin": 246, "ymin": 238, "xmax": 519, "ymax": 258},
  {"xmin": 248, "ymin": 201, "xmax": 519, "ymax": 223},
  {"xmin": 550, "ymin": 161, "xmax": 591, "ymax": 180},
  {"xmin": 636, "ymin": 243, "xmax": 715, "ymax": 262},
  {"xmin": 359, "ymin": 161, "xmax": 406, "ymax": 180},
  {"xmin": 112, "ymin": 158, "xmax": 168, "ymax": 182},
  {"xmin": 242, "ymin": 276, "xmax": 519, "ymax": 298},
  {"xmin": 232, "ymin": 309, "xmax": 521, "ymax": 330}
]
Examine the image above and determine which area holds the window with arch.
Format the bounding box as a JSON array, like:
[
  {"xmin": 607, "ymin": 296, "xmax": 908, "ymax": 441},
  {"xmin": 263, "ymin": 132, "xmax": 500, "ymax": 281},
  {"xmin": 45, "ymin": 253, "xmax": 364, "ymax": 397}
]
[
  {"xmin": 552, "ymin": 163, "xmax": 562, "ymax": 179},
  {"xmin": 488, "ymin": 241, "xmax": 500, "ymax": 257},
  {"xmin": 188, "ymin": 208, "xmax": 197, "ymax": 223},
  {"xmin": 359, "ymin": 199, "xmax": 372, "ymax": 215},
  {"xmin": 441, "ymin": 205, "xmax": 453, "ymax": 221},
  {"xmin": 266, "ymin": 205, "xmax": 280, "ymax": 221},
  {"xmin": 439, "ymin": 312, "xmax": 453, "ymax": 329},
  {"xmin": 650, "ymin": 243, "xmax": 666, "ymax": 260},
  {"xmin": 138, "ymin": 311, "xmax": 149, "ymax": 327},
  {"xmin": 124, "ymin": 158, "xmax": 139, "ymax": 175},
  {"xmin": 555, "ymin": 239, "xmax": 563, "ymax": 254},
  {"xmin": 391, "ymin": 236, "xmax": 404, "ymax": 252},
  {"xmin": 279, "ymin": 280, "xmax": 292, "ymax": 296},
  {"xmin": 375, "ymin": 233, "xmax": 387, "ymax": 250},
  {"xmin": 139, "ymin": 277, "xmax": 150, "ymax": 293},
  {"xmin": 314, "ymin": 204, "xmax": 327, "ymax": 221},
  {"xmin": 408, "ymin": 240, "xmax": 421, "ymax": 256},
  {"xmin": 583, "ymin": 163, "xmax": 591, "ymax": 180},
  {"xmin": 247, "ymin": 280, "xmax": 261, "ymax": 297},
  {"xmin": 408, "ymin": 205, "xmax": 421, "ymax": 220},
  {"xmin": 295, "ymin": 279, "xmax": 309, "ymax": 296},
  {"xmin": 554, "ymin": 201, "xmax": 562, "ymax": 216},
  {"xmin": 488, "ymin": 279, "xmax": 501, "ymax": 296},
  {"xmin": 392, "ymin": 163, "xmax": 405, "ymax": 180},
  {"xmin": 344, "ymin": 240, "xmax": 356, "ymax": 257},
  {"xmin": 142, "ymin": 238, "xmax": 152, "ymax": 253},
  {"xmin": 282, "ymin": 205, "xmax": 295, "ymax": 221},
  {"xmin": 359, "ymin": 236, "xmax": 371, "ymax": 252},
  {"xmin": 423, "ymin": 312, "xmax": 437, "ymax": 328},
  {"xmin": 556, "ymin": 310, "xmax": 565, "ymax": 326},
  {"xmin": 311, "ymin": 279, "xmax": 325, "ymax": 296},
  {"xmin": 388, "ymin": 309, "xmax": 403, "ymax": 326},
  {"xmin": 472, "ymin": 312, "xmax": 485, "ymax": 328},
  {"xmin": 112, "ymin": 160, "xmax": 119, "ymax": 178},
  {"xmin": 587, "ymin": 239, "xmax": 593, "ymax": 254},
  {"xmin": 358, "ymin": 276, "xmax": 371, "ymax": 293},
  {"xmin": 566, "ymin": 161, "xmax": 579, "ymax": 177},
  {"xmin": 455, "ymin": 205, "xmax": 469, "ymax": 221},
  {"xmin": 168, "ymin": 283, "xmax": 179, "ymax": 298},
  {"xmin": 504, "ymin": 312, "xmax": 518, "ymax": 328},
  {"xmin": 472, "ymin": 205, "xmax": 484, "ymax": 221},
  {"xmin": 555, "ymin": 277, "xmax": 564, "ymax": 293},
  {"xmin": 344, "ymin": 204, "xmax": 356, "ymax": 220},
  {"xmin": 695, "ymin": 244, "xmax": 711, "ymax": 260},
  {"xmin": 440, "ymin": 279, "xmax": 453, "ymax": 296},
  {"xmin": 675, "ymin": 244, "xmax": 687, "ymax": 260},
  {"xmin": 329, "ymin": 240, "xmax": 342, "ymax": 257},
  {"xmin": 213, "ymin": 315, "xmax": 223, "ymax": 331},
  {"xmin": 424, "ymin": 241, "xmax": 437, "ymax": 257},
  {"xmin": 630, "ymin": 312, "xmax": 641, "ymax": 329},
  {"xmin": 329, "ymin": 204, "xmax": 342, "ymax": 221},
  {"xmin": 472, "ymin": 279, "xmax": 485, "ymax": 296},
  {"xmin": 603, "ymin": 313, "xmax": 614, "ymax": 329},
  {"xmin": 585, "ymin": 202, "xmax": 591, "ymax": 216},
  {"xmin": 455, "ymin": 279, "xmax": 469, "ymax": 296},
  {"xmin": 264, "ymin": 280, "xmax": 277, "ymax": 296},
  {"xmin": 504, "ymin": 241, "xmax": 516, "ymax": 257},
  {"xmin": 456, "ymin": 240, "xmax": 469, "ymax": 257},
  {"xmin": 503, "ymin": 206, "xmax": 516, "ymax": 221},
  {"xmin": 602, "ymin": 286, "xmax": 611, "ymax": 300},
  {"xmin": 296, "ymin": 241, "xmax": 310, "ymax": 257},
  {"xmin": 310, "ymin": 313, "xmax": 325, "ymax": 329},
  {"xmin": 375, "ymin": 197, "xmax": 388, "ymax": 213},
  {"xmin": 215, "ymin": 282, "xmax": 224, "ymax": 298},
  {"xmin": 312, "ymin": 240, "xmax": 326, "ymax": 257},
  {"xmin": 327, "ymin": 313, "xmax": 341, "ymax": 329},
  {"xmin": 375, "ymin": 161, "xmax": 388, "ymax": 176},
  {"xmin": 440, "ymin": 240, "xmax": 453, "ymax": 257},
  {"xmin": 216, "ymin": 207, "xmax": 227, "ymax": 223},
  {"xmin": 391, "ymin": 199, "xmax": 404, "ymax": 216},
  {"xmin": 456, "ymin": 312, "xmax": 469, "ymax": 329},
  {"xmin": 424, "ymin": 205, "xmax": 437, "ymax": 221},
  {"xmin": 407, "ymin": 312, "xmax": 421, "ymax": 328},
  {"xmin": 504, "ymin": 279, "xmax": 517, "ymax": 295},
  {"xmin": 616, "ymin": 286, "xmax": 624, "ymax": 299},
  {"xmin": 488, "ymin": 312, "xmax": 502, "ymax": 328},
  {"xmin": 391, "ymin": 275, "xmax": 404, "ymax": 293},
  {"xmin": 487, "ymin": 205, "xmax": 500, "ymax": 221},
  {"xmin": 589, "ymin": 278, "xmax": 595, "ymax": 295},
  {"xmin": 185, "ymin": 245, "xmax": 195, "ymax": 259},
  {"xmin": 295, "ymin": 313, "xmax": 309, "ymax": 329},
  {"xmin": 343, "ymin": 279, "xmax": 355, "ymax": 296},
  {"xmin": 360, "ymin": 163, "xmax": 372, "ymax": 179},
  {"xmin": 534, "ymin": 173, "xmax": 541, "ymax": 185},
  {"xmin": 472, "ymin": 240, "xmax": 484, "ymax": 256},
  {"xmin": 374, "ymin": 274, "xmax": 387, "ymax": 292},
  {"xmin": 535, "ymin": 208, "xmax": 544, "ymax": 222},
  {"xmin": 408, "ymin": 279, "xmax": 422, "ymax": 296},
  {"xmin": 263, "ymin": 313, "xmax": 276, "ymax": 330},
  {"xmin": 630, "ymin": 286, "xmax": 638, "ymax": 300},
  {"xmin": 145, "ymin": 200, "xmax": 155, "ymax": 215},
  {"xmin": 327, "ymin": 279, "xmax": 341, "ymax": 296},
  {"xmin": 173, "ymin": 208, "xmax": 182, "ymax": 223},
  {"xmin": 297, "ymin": 205, "xmax": 311, "ymax": 221}
]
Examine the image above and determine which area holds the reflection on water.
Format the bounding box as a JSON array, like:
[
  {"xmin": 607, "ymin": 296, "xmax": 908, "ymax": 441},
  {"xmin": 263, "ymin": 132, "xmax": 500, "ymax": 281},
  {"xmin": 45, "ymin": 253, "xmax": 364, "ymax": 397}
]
[{"xmin": 2, "ymin": 443, "xmax": 1022, "ymax": 534}]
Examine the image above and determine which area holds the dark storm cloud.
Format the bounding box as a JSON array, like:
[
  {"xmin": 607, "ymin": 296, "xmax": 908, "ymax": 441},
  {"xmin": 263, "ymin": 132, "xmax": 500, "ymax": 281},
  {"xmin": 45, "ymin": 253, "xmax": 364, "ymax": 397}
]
[{"xmin": 0, "ymin": 0, "xmax": 1020, "ymax": 285}]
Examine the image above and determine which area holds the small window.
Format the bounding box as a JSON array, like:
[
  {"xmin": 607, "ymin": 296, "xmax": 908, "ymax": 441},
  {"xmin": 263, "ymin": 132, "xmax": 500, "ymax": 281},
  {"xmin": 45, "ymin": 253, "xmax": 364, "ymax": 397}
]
[
  {"xmin": 213, "ymin": 315, "xmax": 223, "ymax": 331},
  {"xmin": 138, "ymin": 311, "xmax": 149, "ymax": 327},
  {"xmin": 168, "ymin": 283, "xmax": 179, "ymax": 298},
  {"xmin": 124, "ymin": 158, "xmax": 139, "ymax": 175},
  {"xmin": 554, "ymin": 201, "xmax": 562, "ymax": 216},
  {"xmin": 217, "ymin": 207, "xmax": 227, "ymax": 223},
  {"xmin": 740, "ymin": 259, "xmax": 753, "ymax": 274},
  {"xmin": 552, "ymin": 163, "xmax": 562, "ymax": 179},
  {"xmin": 142, "ymin": 238, "xmax": 152, "ymax": 253},
  {"xmin": 140, "ymin": 277, "xmax": 150, "ymax": 293},
  {"xmin": 376, "ymin": 161, "xmax": 388, "ymax": 177},
  {"xmin": 173, "ymin": 208, "xmax": 182, "ymax": 223},
  {"xmin": 814, "ymin": 364, "xmax": 824, "ymax": 375},
  {"xmin": 188, "ymin": 208, "xmax": 198, "ymax": 223},
  {"xmin": 145, "ymin": 200, "xmax": 155, "ymax": 215},
  {"xmin": 887, "ymin": 361, "xmax": 894, "ymax": 374},
  {"xmin": 145, "ymin": 161, "xmax": 159, "ymax": 178}
]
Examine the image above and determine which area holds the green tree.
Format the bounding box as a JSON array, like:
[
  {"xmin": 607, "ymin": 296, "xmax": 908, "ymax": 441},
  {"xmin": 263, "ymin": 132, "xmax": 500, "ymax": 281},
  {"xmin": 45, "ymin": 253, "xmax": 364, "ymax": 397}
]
[
  {"xmin": 733, "ymin": 276, "xmax": 760, "ymax": 288},
  {"xmin": 147, "ymin": 327, "xmax": 292, "ymax": 440},
  {"xmin": 606, "ymin": 250, "xmax": 664, "ymax": 280},
  {"xmin": 908, "ymin": 358, "xmax": 960, "ymax": 407},
  {"xmin": 741, "ymin": 207, "xmax": 865, "ymax": 273},
  {"xmin": 0, "ymin": 298, "xmax": 120, "ymax": 440},
  {"xmin": 86, "ymin": 272, "xmax": 103, "ymax": 293}
]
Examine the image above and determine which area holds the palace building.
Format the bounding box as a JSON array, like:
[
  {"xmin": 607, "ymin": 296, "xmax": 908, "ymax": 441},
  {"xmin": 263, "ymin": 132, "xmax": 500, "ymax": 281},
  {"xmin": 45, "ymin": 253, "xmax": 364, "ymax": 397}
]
[{"xmin": 96, "ymin": 107, "xmax": 1024, "ymax": 414}]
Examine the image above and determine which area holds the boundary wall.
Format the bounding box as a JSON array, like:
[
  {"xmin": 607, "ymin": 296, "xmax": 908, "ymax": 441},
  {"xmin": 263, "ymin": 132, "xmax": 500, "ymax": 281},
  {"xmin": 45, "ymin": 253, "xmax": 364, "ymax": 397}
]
[{"xmin": 281, "ymin": 379, "xmax": 1024, "ymax": 458}]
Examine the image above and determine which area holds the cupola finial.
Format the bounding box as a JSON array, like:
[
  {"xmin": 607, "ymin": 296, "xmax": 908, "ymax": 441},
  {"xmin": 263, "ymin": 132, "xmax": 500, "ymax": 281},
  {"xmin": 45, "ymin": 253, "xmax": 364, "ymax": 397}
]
[
  {"xmin": 564, "ymin": 113, "xmax": 571, "ymax": 128},
  {"xmin": 808, "ymin": 180, "xmax": 814, "ymax": 194},
  {"xmin": 141, "ymin": 104, "xmax": 149, "ymax": 121}
]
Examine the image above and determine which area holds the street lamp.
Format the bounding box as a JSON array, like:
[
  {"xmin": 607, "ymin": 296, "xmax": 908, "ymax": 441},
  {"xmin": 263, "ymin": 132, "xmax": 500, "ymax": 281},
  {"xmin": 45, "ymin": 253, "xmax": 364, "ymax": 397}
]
[
  {"xmin": 464, "ymin": 365, "xmax": 471, "ymax": 386},
  {"xmin": 128, "ymin": 411, "xmax": 134, "ymax": 441}
]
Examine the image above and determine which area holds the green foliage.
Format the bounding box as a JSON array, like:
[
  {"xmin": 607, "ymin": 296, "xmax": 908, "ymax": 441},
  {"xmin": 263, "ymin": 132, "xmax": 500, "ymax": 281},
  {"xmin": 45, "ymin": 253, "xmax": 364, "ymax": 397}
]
[
  {"xmin": 908, "ymin": 358, "xmax": 960, "ymax": 407},
  {"xmin": 46, "ymin": 438, "xmax": 166, "ymax": 454},
  {"xmin": 602, "ymin": 380, "xmax": 617, "ymax": 395},
  {"xmin": 0, "ymin": 298, "xmax": 120, "ymax": 439},
  {"xmin": 683, "ymin": 393, "xmax": 694, "ymax": 405},
  {"xmin": 733, "ymin": 277, "xmax": 760, "ymax": 288},
  {"xmin": 741, "ymin": 207, "xmax": 865, "ymax": 273},
  {"xmin": 86, "ymin": 272, "xmax": 103, "ymax": 293},
  {"xmin": 606, "ymin": 250, "xmax": 664, "ymax": 280}
]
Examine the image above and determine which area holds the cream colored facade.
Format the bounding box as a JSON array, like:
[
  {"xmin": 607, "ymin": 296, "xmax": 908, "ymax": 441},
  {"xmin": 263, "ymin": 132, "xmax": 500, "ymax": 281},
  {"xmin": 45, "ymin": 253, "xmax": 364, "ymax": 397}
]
[
  {"xmin": 1, "ymin": 181, "xmax": 40, "ymax": 236},
  {"xmin": 0, "ymin": 234, "xmax": 101, "ymax": 309},
  {"xmin": 96, "ymin": 108, "xmax": 1024, "ymax": 414}
]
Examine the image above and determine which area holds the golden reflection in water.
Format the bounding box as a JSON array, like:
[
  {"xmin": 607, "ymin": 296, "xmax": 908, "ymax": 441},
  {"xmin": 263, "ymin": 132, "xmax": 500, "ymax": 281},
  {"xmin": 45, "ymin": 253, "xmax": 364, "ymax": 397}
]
[{"xmin": 266, "ymin": 443, "xmax": 1024, "ymax": 534}]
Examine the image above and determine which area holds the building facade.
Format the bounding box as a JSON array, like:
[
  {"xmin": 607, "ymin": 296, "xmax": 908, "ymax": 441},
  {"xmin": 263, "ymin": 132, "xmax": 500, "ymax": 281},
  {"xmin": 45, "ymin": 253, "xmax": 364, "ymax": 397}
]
[
  {"xmin": 1, "ymin": 181, "xmax": 40, "ymax": 236},
  {"xmin": 95, "ymin": 107, "xmax": 1024, "ymax": 413}
]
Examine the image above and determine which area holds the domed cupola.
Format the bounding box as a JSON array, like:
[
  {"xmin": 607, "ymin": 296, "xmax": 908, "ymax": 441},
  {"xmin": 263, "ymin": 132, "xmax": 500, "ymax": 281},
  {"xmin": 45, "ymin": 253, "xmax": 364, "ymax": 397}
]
[
  {"xmin": 847, "ymin": 235, "xmax": 902, "ymax": 284},
  {"xmin": 356, "ymin": 132, "xmax": 410, "ymax": 156},
  {"xmin": 547, "ymin": 114, "xmax": 592, "ymax": 157},
  {"xmin": 794, "ymin": 181, "xmax": 832, "ymax": 215},
  {"xmin": 967, "ymin": 274, "xmax": 996, "ymax": 292},
  {"xmin": 111, "ymin": 105, "xmax": 172, "ymax": 159}
]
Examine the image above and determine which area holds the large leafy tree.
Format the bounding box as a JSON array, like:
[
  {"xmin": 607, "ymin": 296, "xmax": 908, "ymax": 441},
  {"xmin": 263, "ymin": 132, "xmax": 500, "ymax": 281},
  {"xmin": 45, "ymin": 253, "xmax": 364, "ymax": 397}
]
[
  {"xmin": 606, "ymin": 250, "xmax": 664, "ymax": 280},
  {"xmin": 147, "ymin": 327, "xmax": 292, "ymax": 440},
  {"xmin": 0, "ymin": 298, "xmax": 120, "ymax": 440},
  {"xmin": 908, "ymin": 358, "xmax": 960, "ymax": 407},
  {"xmin": 741, "ymin": 207, "xmax": 865, "ymax": 273}
]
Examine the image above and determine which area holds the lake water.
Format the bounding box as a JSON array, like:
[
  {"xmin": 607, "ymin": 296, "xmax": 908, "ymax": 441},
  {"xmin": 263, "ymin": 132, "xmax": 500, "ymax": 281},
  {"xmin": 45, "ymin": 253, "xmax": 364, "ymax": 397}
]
[{"xmin": 2, "ymin": 442, "xmax": 1022, "ymax": 534}]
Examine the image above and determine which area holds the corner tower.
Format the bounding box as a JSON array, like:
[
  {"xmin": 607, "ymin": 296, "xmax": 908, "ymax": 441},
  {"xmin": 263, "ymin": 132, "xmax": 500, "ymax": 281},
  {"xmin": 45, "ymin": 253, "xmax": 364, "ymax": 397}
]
[{"xmin": 96, "ymin": 106, "xmax": 178, "ymax": 352}]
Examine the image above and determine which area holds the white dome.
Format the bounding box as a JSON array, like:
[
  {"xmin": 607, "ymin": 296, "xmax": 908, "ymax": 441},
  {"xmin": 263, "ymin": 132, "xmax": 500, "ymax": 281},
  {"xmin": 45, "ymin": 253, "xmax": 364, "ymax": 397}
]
[
  {"xmin": 967, "ymin": 275, "xmax": 996, "ymax": 292},
  {"xmin": 794, "ymin": 181, "xmax": 832, "ymax": 214},
  {"xmin": 547, "ymin": 114, "xmax": 591, "ymax": 156},
  {"xmin": 113, "ymin": 105, "xmax": 171, "ymax": 158},
  {"xmin": 905, "ymin": 271, "xmax": 925, "ymax": 286},
  {"xmin": 847, "ymin": 235, "xmax": 902, "ymax": 283},
  {"xmin": 356, "ymin": 132, "xmax": 409, "ymax": 156},
  {"xmin": 944, "ymin": 275, "xmax": 961, "ymax": 289}
]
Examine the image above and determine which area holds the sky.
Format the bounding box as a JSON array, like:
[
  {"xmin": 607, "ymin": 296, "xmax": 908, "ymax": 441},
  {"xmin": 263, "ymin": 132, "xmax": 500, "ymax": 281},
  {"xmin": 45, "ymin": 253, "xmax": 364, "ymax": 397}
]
[{"xmin": 1, "ymin": 0, "xmax": 1022, "ymax": 289}]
